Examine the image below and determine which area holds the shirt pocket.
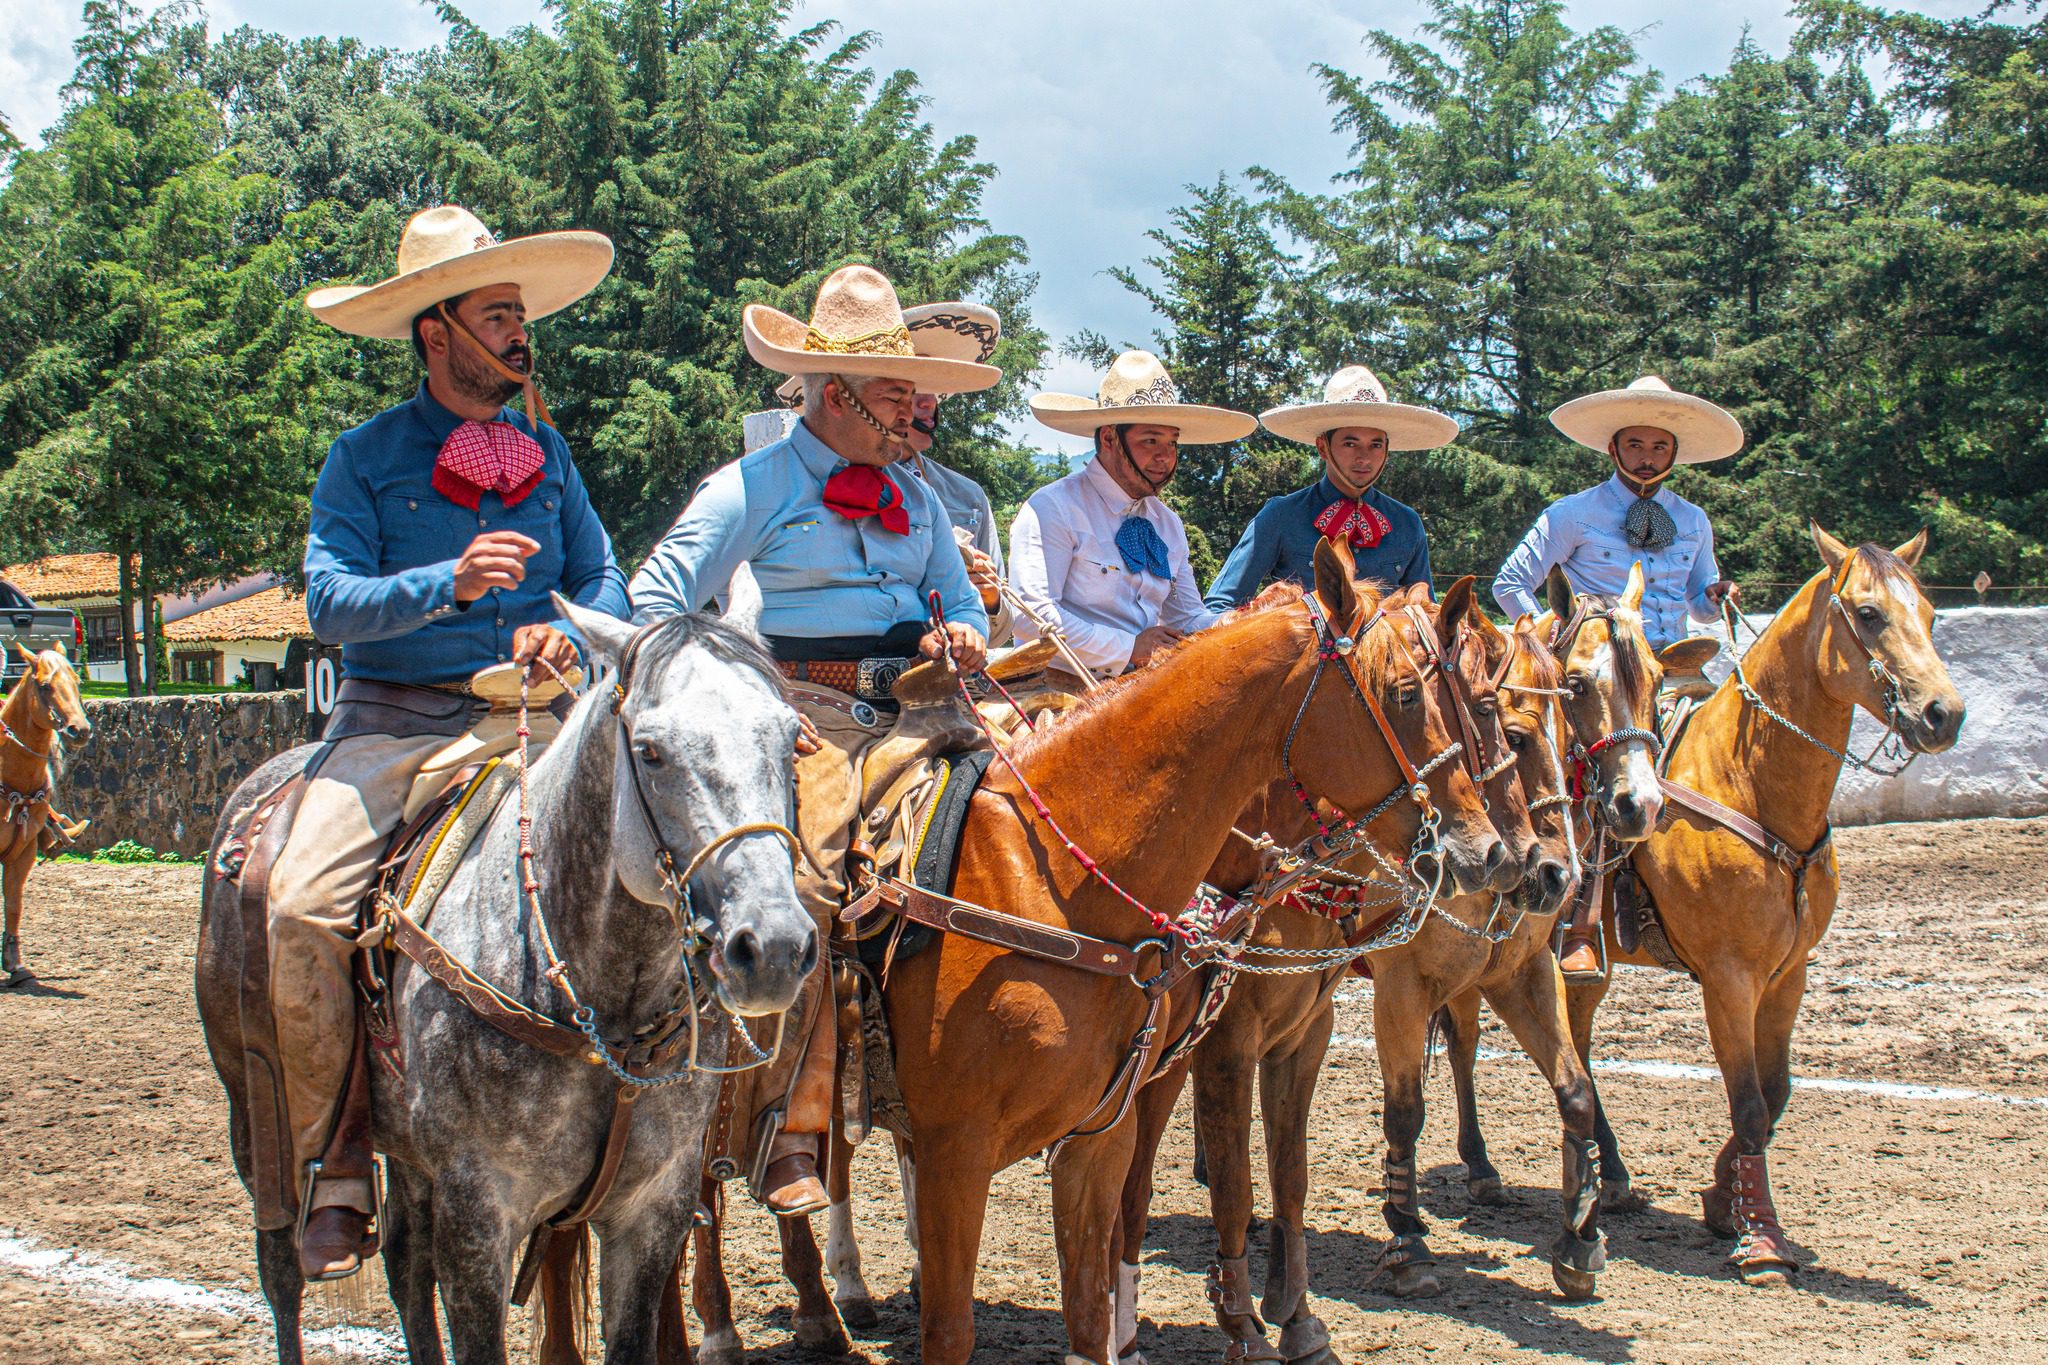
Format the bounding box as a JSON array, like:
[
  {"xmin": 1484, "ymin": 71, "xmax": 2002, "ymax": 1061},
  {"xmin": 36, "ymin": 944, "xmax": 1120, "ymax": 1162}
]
[
  {"xmin": 760, "ymin": 516, "xmax": 841, "ymax": 590},
  {"xmin": 493, "ymin": 479, "xmax": 567, "ymax": 590},
  {"xmin": 375, "ymin": 491, "xmax": 473, "ymax": 575}
]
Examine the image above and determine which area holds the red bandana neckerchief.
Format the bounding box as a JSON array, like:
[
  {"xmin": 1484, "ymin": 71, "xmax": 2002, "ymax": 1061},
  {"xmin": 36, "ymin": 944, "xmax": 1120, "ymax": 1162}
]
[
  {"xmin": 434, "ymin": 420, "xmax": 547, "ymax": 510},
  {"xmin": 822, "ymin": 464, "xmax": 910, "ymax": 534},
  {"xmin": 1313, "ymin": 496, "xmax": 1393, "ymax": 549}
]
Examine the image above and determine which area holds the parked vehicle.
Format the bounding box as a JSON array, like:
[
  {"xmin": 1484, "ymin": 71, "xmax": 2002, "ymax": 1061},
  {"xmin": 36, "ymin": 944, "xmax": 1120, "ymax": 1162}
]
[{"xmin": 0, "ymin": 581, "xmax": 85, "ymax": 682}]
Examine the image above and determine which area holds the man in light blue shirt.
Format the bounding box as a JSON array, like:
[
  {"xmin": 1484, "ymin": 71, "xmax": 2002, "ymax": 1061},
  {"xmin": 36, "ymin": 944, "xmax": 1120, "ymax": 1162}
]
[
  {"xmin": 1492, "ymin": 376, "xmax": 1743, "ymax": 650},
  {"xmin": 631, "ymin": 265, "xmax": 998, "ymax": 1217}
]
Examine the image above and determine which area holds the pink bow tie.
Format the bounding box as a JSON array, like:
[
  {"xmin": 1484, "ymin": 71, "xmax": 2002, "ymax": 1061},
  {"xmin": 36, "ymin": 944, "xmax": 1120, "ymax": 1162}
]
[{"xmin": 434, "ymin": 420, "xmax": 546, "ymax": 510}]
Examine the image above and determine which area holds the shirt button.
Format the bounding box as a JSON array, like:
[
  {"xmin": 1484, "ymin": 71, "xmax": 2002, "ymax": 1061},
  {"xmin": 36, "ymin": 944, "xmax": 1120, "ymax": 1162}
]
[
  {"xmin": 544, "ymin": 499, "xmax": 555, "ymax": 511},
  {"xmin": 407, "ymin": 499, "xmax": 418, "ymax": 511},
  {"xmin": 479, "ymin": 517, "xmax": 489, "ymax": 527},
  {"xmin": 495, "ymin": 617, "xmax": 506, "ymax": 627}
]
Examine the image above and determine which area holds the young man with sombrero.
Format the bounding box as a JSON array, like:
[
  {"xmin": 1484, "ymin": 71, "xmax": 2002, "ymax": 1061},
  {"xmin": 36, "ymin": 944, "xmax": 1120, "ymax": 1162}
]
[
  {"xmin": 1010, "ymin": 350, "xmax": 1255, "ymax": 679},
  {"xmin": 631, "ymin": 264, "xmax": 994, "ymax": 1216},
  {"xmin": 277, "ymin": 205, "xmax": 629, "ymax": 1278},
  {"xmin": 1207, "ymin": 365, "xmax": 1455, "ymax": 609},
  {"xmin": 1492, "ymin": 374, "xmax": 1743, "ymax": 978}
]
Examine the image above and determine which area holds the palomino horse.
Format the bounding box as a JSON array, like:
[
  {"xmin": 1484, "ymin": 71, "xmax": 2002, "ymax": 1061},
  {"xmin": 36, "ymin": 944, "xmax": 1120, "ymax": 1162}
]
[
  {"xmin": 196, "ymin": 596, "xmax": 816, "ymax": 1364},
  {"xmin": 1451, "ymin": 524, "xmax": 1965, "ymax": 1286},
  {"xmin": 1, "ymin": 643, "xmax": 93, "ymax": 986}
]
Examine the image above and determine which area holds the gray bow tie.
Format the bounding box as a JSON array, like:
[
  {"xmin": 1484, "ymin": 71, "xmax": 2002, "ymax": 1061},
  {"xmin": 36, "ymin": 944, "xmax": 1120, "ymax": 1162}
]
[{"xmin": 1624, "ymin": 494, "xmax": 1677, "ymax": 550}]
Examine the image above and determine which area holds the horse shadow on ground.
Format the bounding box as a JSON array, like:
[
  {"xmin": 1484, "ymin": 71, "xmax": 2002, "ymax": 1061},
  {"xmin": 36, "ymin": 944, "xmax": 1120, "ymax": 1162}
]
[
  {"xmin": 822, "ymin": 1289, "xmax": 1232, "ymax": 1365},
  {"xmin": 1, "ymin": 975, "xmax": 85, "ymax": 1000}
]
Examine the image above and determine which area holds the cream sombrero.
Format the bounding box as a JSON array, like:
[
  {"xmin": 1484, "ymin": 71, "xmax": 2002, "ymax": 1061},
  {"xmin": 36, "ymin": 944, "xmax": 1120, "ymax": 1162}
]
[
  {"xmin": 1550, "ymin": 375, "xmax": 1744, "ymax": 464},
  {"xmin": 745, "ymin": 267, "xmax": 999, "ymax": 395},
  {"xmin": 776, "ymin": 300, "xmax": 1001, "ymax": 402},
  {"xmin": 1260, "ymin": 365, "xmax": 1459, "ymax": 450},
  {"xmin": 1029, "ymin": 350, "xmax": 1256, "ymax": 445},
  {"xmin": 306, "ymin": 205, "xmax": 613, "ymax": 340}
]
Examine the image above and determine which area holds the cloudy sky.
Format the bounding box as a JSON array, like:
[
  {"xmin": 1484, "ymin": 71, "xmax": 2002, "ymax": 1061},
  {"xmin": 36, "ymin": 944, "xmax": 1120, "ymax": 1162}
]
[{"xmin": 2, "ymin": 0, "xmax": 1973, "ymax": 457}]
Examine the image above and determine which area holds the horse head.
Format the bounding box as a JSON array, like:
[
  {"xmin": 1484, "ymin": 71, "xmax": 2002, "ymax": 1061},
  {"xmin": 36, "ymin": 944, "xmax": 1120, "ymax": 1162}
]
[
  {"xmin": 1807, "ymin": 523, "xmax": 1965, "ymax": 755},
  {"xmin": 14, "ymin": 641, "xmax": 91, "ymax": 743},
  {"xmin": 556, "ymin": 595, "xmax": 815, "ymax": 1018},
  {"xmin": 1498, "ymin": 618, "xmax": 1578, "ymax": 917},
  {"xmin": 1436, "ymin": 579, "xmax": 1541, "ymax": 895},
  {"xmin": 1538, "ymin": 562, "xmax": 1666, "ymax": 842},
  {"xmin": 1295, "ymin": 540, "xmax": 1504, "ymax": 897}
]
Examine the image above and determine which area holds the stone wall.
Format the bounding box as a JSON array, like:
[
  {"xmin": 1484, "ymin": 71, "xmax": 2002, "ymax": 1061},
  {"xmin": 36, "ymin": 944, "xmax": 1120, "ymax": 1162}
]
[{"xmin": 62, "ymin": 691, "xmax": 309, "ymax": 859}]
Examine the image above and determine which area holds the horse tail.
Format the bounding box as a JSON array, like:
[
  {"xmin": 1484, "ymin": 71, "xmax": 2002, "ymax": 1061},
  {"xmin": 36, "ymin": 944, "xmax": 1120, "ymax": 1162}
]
[{"xmin": 532, "ymin": 1224, "xmax": 592, "ymax": 1365}]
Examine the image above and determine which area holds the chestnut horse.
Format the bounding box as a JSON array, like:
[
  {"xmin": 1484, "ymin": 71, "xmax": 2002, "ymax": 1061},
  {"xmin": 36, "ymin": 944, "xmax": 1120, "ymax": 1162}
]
[
  {"xmin": 1, "ymin": 643, "xmax": 93, "ymax": 986},
  {"xmin": 1450, "ymin": 524, "xmax": 1965, "ymax": 1286}
]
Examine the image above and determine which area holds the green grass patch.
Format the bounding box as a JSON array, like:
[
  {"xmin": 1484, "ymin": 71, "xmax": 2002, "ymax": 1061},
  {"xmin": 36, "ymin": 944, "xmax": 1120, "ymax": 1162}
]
[
  {"xmin": 79, "ymin": 680, "xmax": 249, "ymax": 699},
  {"xmin": 50, "ymin": 838, "xmax": 195, "ymax": 866}
]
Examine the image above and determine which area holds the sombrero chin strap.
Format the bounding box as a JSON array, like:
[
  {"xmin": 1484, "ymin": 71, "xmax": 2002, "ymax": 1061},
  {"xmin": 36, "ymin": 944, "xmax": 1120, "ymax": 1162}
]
[
  {"xmin": 438, "ymin": 302, "xmax": 554, "ymax": 430},
  {"xmin": 1611, "ymin": 452, "xmax": 1677, "ymax": 550}
]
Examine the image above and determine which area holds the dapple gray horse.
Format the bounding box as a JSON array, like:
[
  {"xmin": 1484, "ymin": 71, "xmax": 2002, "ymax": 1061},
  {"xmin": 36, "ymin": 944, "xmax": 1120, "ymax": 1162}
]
[{"xmin": 196, "ymin": 593, "xmax": 815, "ymax": 1363}]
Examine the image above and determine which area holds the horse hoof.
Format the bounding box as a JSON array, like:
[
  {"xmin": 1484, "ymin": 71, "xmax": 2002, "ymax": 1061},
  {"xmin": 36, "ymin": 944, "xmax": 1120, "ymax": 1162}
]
[
  {"xmin": 1699, "ymin": 1186, "xmax": 1739, "ymax": 1237},
  {"xmin": 1740, "ymin": 1262, "xmax": 1795, "ymax": 1288},
  {"xmin": 1551, "ymin": 1262, "xmax": 1598, "ymax": 1301},
  {"xmin": 1601, "ymin": 1179, "xmax": 1647, "ymax": 1213},
  {"xmin": 835, "ymin": 1294, "xmax": 880, "ymax": 1330},
  {"xmin": 1467, "ymin": 1174, "xmax": 1505, "ymax": 1205},
  {"xmin": 1390, "ymin": 1264, "xmax": 1441, "ymax": 1298},
  {"xmin": 696, "ymin": 1329, "xmax": 745, "ymax": 1365},
  {"xmin": 3, "ymin": 967, "xmax": 30, "ymax": 988},
  {"xmin": 793, "ymin": 1313, "xmax": 850, "ymax": 1353}
]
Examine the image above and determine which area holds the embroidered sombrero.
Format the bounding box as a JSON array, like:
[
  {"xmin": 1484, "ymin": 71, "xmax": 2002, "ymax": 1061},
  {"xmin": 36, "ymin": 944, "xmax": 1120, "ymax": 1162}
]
[
  {"xmin": 777, "ymin": 300, "xmax": 1001, "ymax": 402},
  {"xmin": 1550, "ymin": 375, "xmax": 1744, "ymax": 464},
  {"xmin": 1029, "ymin": 350, "xmax": 1255, "ymax": 445},
  {"xmin": 1259, "ymin": 365, "xmax": 1459, "ymax": 450},
  {"xmin": 745, "ymin": 267, "xmax": 999, "ymax": 395},
  {"xmin": 306, "ymin": 205, "xmax": 613, "ymax": 340}
]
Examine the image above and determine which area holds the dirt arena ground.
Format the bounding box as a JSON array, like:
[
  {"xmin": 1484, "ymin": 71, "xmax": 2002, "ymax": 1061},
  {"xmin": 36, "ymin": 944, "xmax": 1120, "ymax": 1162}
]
[{"xmin": 1, "ymin": 816, "xmax": 2042, "ymax": 1363}]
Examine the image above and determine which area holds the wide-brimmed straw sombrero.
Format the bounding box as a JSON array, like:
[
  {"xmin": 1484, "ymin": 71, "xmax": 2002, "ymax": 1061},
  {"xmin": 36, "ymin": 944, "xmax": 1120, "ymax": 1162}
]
[
  {"xmin": 306, "ymin": 205, "xmax": 613, "ymax": 340},
  {"xmin": 776, "ymin": 300, "xmax": 1001, "ymax": 402},
  {"xmin": 1260, "ymin": 365, "xmax": 1459, "ymax": 450},
  {"xmin": 1550, "ymin": 375, "xmax": 1744, "ymax": 464},
  {"xmin": 1030, "ymin": 350, "xmax": 1255, "ymax": 445},
  {"xmin": 745, "ymin": 267, "xmax": 999, "ymax": 396}
]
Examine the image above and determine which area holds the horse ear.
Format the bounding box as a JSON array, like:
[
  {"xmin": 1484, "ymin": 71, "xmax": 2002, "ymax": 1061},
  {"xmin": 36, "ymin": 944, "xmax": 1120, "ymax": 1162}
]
[
  {"xmin": 1312, "ymin": 537, "xmax": 1360, "ymax": 626},
  {"xmin": 14, "ymin": 642, "xmax": 36, "ymax": 672},
  {"xmin": 1810, "ymin": 520, "xmax": 1850, "ymax": 577},
  {"xmin": 1435, "ymin": 575, "xmax": 1476, "ymax": 651},
  {"xmin": 1543, "ymin": 564, "xmax": 1575, "ymax": 620},
  {"xmin": 1620, "ymin": 561, "xmax": 1646, "ymax": 613},
  {"xmin": 723, "ymin": 562, "xmax": 765, "ymax": 642},
  {"xmin": 1892, "ymin": 527, "xmax": 1929, "ymax": 569},
  {"xmin": 552, "ymin": 593, "xmax": 636, "ymax": 670}
]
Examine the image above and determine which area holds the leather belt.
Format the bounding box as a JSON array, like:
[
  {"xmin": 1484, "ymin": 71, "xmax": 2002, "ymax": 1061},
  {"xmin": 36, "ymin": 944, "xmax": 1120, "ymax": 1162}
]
[{"xmin": 776, "ymin": 656, "xmax": 913, "ymax": 700}]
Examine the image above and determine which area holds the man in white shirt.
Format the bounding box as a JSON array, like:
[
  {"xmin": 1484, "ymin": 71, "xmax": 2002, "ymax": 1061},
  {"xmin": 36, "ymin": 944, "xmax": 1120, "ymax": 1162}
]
[
  {"xmin": 1010, "ymin": 350, "xmax": 1255, "ymax": 679},
  {"xmin": 1492, "ymin": 375, "xmax": 1743, "ymax": 650}
]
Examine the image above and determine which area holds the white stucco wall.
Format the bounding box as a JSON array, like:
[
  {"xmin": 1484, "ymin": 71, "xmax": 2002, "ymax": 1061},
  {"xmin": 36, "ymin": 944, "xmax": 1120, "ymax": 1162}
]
[{"xmin": 1698, "ymin": 605, "xmax": 2046, "ymax": 826}]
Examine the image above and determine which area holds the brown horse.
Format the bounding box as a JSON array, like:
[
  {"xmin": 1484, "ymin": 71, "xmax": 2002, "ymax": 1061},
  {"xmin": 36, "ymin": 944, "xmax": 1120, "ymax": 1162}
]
[
  {"xmin": 1, "ymin": 643, "xmax": 93, "ymax": 986},
  {"xmin": 1451, "ymin": 524, "xmax": 1965, "ymax": 1286}
]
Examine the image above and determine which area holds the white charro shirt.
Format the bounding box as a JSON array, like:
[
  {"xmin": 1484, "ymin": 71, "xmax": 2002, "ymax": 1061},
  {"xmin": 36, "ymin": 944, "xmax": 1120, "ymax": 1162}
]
[
  {"xmin": 1491, "ymin": 473, "xmax": 1723, "ymax": 648},
  {"xmin": 1008, "ymin": 455, "xmax": 1217, "ymax": 676}
]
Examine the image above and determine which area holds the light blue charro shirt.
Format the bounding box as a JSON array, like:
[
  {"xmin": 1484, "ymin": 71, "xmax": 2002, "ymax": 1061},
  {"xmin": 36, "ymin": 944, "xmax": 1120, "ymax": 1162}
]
[
  {"xmin": 1491, "ymin": 473, "xmax": 1722, "ymax": 648},
  {"xmin": 1205, "ymin": 476, "xmax": 1432, "ymax": 611},
  {"xmin": 630, "ymin": 418, "xmax": 988, "ymax": 638}
]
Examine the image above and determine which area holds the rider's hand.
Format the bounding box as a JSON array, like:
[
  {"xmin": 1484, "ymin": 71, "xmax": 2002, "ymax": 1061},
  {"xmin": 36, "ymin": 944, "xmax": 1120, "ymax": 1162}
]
[
  {"xmin": 1705, "ymin": 580, "xmax": 1741, "ymax": 608},
  {"xmin": 454, "ymin": 532, "xmax": 541, "ymax": 604},
  {"xmin": 920, "ymin": 622, "xmax": 987, "ymax": 675},
  {"xmin": 962, "ymin": 545, "xmax": 1002, "ymax": 610},
  {"xmin": 512, "ymin": 624, "xmax": 580, "ymax": 683},
  {"xmin": 794, "ymin": 711, "xmax": 822, "ymax": 757},
  {"xmin": 1128, "ymin": 624, "xmax": 1184, "ymax": 669}
]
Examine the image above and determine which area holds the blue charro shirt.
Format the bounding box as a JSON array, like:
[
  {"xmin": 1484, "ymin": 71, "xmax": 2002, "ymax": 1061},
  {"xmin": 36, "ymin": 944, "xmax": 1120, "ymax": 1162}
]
[
  {"xmin": 629, "ymin": 418, "xmax": 988, "ymax": 638},
  {"xmin": 303, "ymin": 381, "xmax": 631, "ymax": 686},
  {"xmin": 1205, "ymin": 477, "xmax": 1433, "ymax": 611}
]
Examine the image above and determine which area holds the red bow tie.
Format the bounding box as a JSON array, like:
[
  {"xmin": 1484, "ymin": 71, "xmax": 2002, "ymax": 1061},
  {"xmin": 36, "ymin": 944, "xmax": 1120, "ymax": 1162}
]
[
  {"xmin": 822, "ymin": 464, "xmax": 910, "ymax": 534},
  {"xmin": 434, "ymin": 420, "xmax": 546, "ymax": 510},
  {"xmin": 1314, "ymin": 496, "xmax": 1392, "ymax": 549}
]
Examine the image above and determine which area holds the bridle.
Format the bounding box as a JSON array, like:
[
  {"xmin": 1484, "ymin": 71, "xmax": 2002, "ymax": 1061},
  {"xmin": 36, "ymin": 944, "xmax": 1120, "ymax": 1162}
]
[
  {"xmin": 510, "ymin": 623, "xmax": 803, "ymax": 1085},
  {"xmin": 1400, "ymin": 604, "xmax": 1520, "ymax": 790},
  {"xmin": 1546, "ymin": 599, "xmax": 1662, "ymax": 805}
]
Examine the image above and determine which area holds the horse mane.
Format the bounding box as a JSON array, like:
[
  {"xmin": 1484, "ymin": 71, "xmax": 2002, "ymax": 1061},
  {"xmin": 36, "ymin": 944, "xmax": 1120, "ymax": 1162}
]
[
  {"xmin": 1852, "ymin": 543, "xmax": 1923, "ymax": 598},
  {"xmin": 634, "ymin": 610, "xmax": 785, "ymax": 698},
  {"xmin": 1511, "ymin": 620, "xmax": 1562, "ymax": 692},
  {"xmin": 1571, "ymin": 592, "xmax": 1654, "ymax": 704}
]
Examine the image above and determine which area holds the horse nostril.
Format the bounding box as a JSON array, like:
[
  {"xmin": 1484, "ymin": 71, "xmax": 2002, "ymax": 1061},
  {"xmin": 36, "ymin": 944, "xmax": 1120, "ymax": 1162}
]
[
  {"xmin": 1541, "ymin": 861, "xmax": 1571, "ymax": 901},
  {"xmin": 1611, "ymin": 790, "xmax": 1639, "ymax": 823},
  {"xmin": 1483, "ymin": 839, "xmax": 1508, "ymax": 876},
  {"xmin": 1923, "ymin": 699, "xmax": 1948, "ymax": 733},
  {"xmin": 722, "ymin": 926, "xmax": 763, "ymax": 980}
]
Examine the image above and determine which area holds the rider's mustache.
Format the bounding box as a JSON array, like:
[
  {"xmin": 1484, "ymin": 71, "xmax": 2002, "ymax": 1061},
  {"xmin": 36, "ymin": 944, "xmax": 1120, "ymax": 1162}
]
[{"xmin": 498, "ymin": 344, "xmax": 531, "ymax": 373}]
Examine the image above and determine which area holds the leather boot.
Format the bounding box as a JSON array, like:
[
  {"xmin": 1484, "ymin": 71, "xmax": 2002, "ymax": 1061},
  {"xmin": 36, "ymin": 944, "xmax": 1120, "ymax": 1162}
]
[
  {"xmin": 1558, "ymin": 936, "xmax": 1603, "ymax": 979},
  {"xmin": 299, "ymin": 1204, "xmax": 372, "ymax": 1280},
  {"xmin": 760, "ymin": 1132, "xmax": 828, "ymax": 1218},
  {"xmin": 1559, "ymin": 866, "xmax": 1607, "ymax": 982}
]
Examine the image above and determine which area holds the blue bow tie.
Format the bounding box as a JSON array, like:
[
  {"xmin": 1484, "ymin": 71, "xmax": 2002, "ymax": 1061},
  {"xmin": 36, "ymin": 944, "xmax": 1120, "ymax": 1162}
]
[{"xmin": 1115, "ymin": 515, "xmax": 1172, "ymax": 579}]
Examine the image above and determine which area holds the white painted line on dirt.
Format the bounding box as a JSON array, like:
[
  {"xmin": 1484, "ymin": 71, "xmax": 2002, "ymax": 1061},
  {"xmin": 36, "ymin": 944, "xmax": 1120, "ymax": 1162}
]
[
  {"xmin": 1327, "ymin": 1038, "xmax": 2048, "ymax": 1109},
  {"xmin": 0, "ymin": 1228, "xmax": 404, "ymax": 1359}
]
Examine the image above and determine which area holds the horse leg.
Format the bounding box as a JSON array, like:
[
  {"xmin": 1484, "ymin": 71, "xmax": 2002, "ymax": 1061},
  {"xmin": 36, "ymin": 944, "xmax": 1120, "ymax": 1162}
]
[
  {"xmin": 431, "ymin": 1176, "xmax": 521, "ymax": 1364},
  {"xmin": 382, "ymin": 1162, "xmax": 446, "ymax": 1364},
  {"xmin": 824, "ymin": 1124, "xmax": 879, "ymax": 1329},
  {"xmin": 253, "ymin": 1225, "xmax": 306, "ymax": 1365},
  {"xmin": 1438, "ymin": 992, "xmax": 1503, "ymax": 1204},
  {"xmin": 1111, "ymin": 1064, "xmax": 1188, "ymax": 1364},
  {"xmin": 1193, "ymin": 1031, "xmax": 1276, "ymax": 1360},
  {"xmin": 3, "ymin": 846, "xmax": 33, "ymax": 985},
  {"xmin": 1371, "ymin": 976, "xmax": 1439, "ymax": 1298},
  {"xmin": 780, "ymin": 1213, "xmax": 850, "ymax": 1352},
  {"xmin": 1564, "ymin": 969, "xmax": 1638, "ymax": 1211},
  {"xmin": 910, "ymin": 1133, "xmax": 993, "ymax": 1365},
  {"xmin": 1048, "ymin": 1120, "xmax": 1143, "ymax": 1365},
  {"xmin": 1483, "ymin": 954, "xmax": 1604, "ymax": 1301},
  {"xmin": 895, "ymin": 1135, "xmax": 922, "ymax": 1299},
  {"xmin": 595, "ymin": 1197, "xmax": 698, "ymax": 1365},
  {"xmin": 1696, "ymin": 968, "xmax": 1798, "ymax": 1285},
  {"xmin": 1258, "ymin": 1016, "xmax": 1339, "ymax": 1365},
  {"xmin": 1721, "ymin": 958, "xmax": 1807, "ymax": 1287},
  {"xmin": 690, "ymin": 1179, "xmax": 745, "ymax": 1365}
]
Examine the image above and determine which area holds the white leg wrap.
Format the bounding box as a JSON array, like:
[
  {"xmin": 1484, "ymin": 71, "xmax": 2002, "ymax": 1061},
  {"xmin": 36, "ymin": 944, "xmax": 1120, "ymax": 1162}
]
[{"xmin": 1116, "ymin": 1259, "xmax": 1141, "ymax": 1355}]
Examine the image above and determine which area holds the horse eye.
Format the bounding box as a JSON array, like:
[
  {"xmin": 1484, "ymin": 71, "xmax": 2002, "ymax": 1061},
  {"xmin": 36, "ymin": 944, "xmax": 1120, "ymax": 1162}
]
[
  {"xmin": 1566, "ymin": 675, "xmax": 1588, "ymax": 697},
  {"xmin": 1507, "ymin": 730, "xmax": 1528, "ymax": 751},
  {"xmin": 633, "ymin": 740, "xmax": 664, "ymax": 767},
  {"xmin": 1857, "ymin": 604, "xmax": 1881, "ymax": 623},
  {"xmin": 1398, "ymin": 686, "xmax": 1421, "ymax": 709}
]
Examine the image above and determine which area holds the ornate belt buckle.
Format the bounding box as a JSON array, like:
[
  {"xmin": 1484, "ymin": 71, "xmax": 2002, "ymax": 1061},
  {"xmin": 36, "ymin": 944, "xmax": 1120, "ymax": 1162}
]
[{"xmin": 855, "ymin": 656, "xmax": 910, "ymax": 700}]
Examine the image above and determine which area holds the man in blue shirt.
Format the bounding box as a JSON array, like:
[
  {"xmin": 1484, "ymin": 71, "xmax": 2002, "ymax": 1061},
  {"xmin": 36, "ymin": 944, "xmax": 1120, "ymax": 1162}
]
[
  {"xmin": 632, "ymin": 265, "xmax": 995, "ymax": 1215},
  {"xmin": 1206, "ymin": 366, "xmax": 1455, "ymax": 610},
  {"xmin": 270, "ymin": 206, "xmax": 627, "ymax": 1279}
]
